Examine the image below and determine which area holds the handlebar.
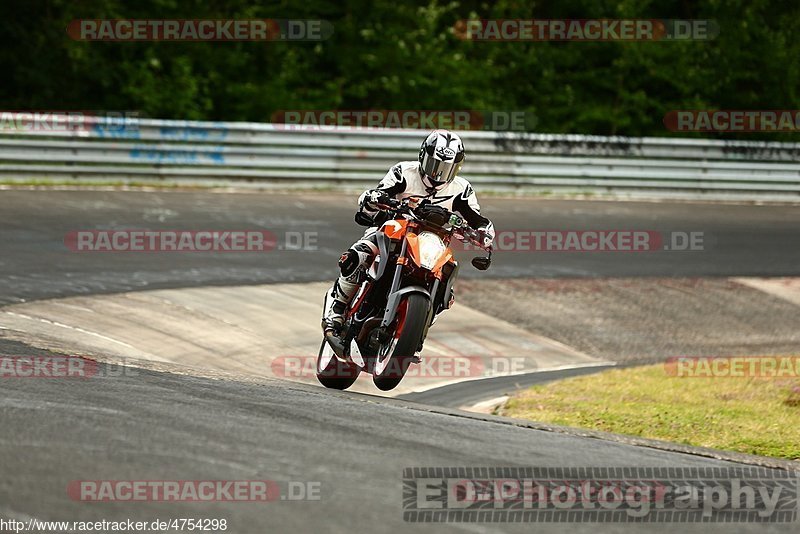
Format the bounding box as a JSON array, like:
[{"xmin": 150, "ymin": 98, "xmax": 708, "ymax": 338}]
[{"xmin": 376, "ymin": 197, "xmax": 491, "ymax": 252}]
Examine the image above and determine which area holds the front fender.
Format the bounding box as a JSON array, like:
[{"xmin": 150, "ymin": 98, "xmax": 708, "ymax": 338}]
[{"xmin": 381, "ymin": 286, "xmax": 430, "ymax": 327}]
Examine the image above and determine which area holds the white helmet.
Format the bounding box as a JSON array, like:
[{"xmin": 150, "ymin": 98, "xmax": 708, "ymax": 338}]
[{"xmin": 418, "ymin": 130, "xmax": 465, "ymax": 191}]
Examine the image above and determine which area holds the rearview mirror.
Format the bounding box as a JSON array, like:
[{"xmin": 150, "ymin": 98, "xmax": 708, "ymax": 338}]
[{"xmin": 471, "ymin": 256, "xmax": 491, "ymax": 270}]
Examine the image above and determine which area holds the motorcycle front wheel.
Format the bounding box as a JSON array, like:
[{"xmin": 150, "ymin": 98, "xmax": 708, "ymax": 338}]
[{"xmin": 372, "ymin": 293, "xmax": 428, "ymax": 391}]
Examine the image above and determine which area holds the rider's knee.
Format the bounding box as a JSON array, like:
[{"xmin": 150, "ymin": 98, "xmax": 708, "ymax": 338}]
[
  {"xmin": 338, "ymin": 249, "xmax": 360, "ymax": 277},
  {"xmin": 338, "ymin": 240, "xmax": 377, "ymax": 278}
]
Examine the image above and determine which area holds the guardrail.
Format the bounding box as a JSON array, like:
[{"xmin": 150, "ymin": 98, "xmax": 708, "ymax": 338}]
[{"xmin": 1, "ymin": 118, "xmax": 799, "ymax": 198}]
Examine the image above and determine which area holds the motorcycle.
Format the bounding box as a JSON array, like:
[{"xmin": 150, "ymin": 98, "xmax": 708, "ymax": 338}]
[{"xmin": 317, "ymin": 196, "xmax": 492, "ymax": 391}]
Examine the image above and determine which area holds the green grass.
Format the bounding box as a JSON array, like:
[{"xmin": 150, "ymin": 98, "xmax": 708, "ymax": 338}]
[{"xmin": 501, "ymin": 364, "xmax": 800, "ymax": 460}]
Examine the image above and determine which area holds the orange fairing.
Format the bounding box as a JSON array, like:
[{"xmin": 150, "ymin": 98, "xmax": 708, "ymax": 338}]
[
  {"xmin": 406, "ymin": 232, "xmax": 420, "ymax": 265},
  {"xmin": 381, "ymin": 219, "xmax": 408, "ymax": 239},
  {"xmin": 406, "ymin": 232, "xmax": 453, "ymax": 275},
  {"xmin": 431, "ymin": 248, "xmax": 454, "ymax": 275}
]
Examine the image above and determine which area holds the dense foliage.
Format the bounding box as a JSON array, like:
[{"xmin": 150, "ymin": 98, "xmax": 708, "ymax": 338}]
[{"xmin": 1, "ymin": 0, "xmax": 798, "ymax": 139}]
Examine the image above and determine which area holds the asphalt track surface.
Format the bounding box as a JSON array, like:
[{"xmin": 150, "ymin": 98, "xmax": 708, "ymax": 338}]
[
  {"xmin": 1, "ymin": 190, "xmax": 799, "ymax": 532},
  {"xmin": 1, "ymin": 339, "xmax": 795, "ymax": 534},
  {"xmin": 399, "ymin": 365, "xmax": 618, "ymax": 408},
  {"xmin": 0, "ymin": 189, "xmax": 799, "ymax": 305}
]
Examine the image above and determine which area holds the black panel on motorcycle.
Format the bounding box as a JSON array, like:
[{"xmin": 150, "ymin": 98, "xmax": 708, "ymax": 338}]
[
  {"xmin": 354, "ymin": 211, "xmax": 374, "ymax": 227},
  {"xmin": 415, "ymin": 203, "xmax": 450, "ymax": 227}
]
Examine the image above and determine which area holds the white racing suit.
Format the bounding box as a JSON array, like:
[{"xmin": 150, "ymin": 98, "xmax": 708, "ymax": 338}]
[{"xmin": 324, "ymin": 161, "xmax": 495, "ymax": 328}]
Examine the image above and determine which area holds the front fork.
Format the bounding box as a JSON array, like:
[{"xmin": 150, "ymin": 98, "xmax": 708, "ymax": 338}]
[
  {"xmin": 379, "ymin": 239, "xmax": 437, "ymax": 352},
  {"xmin": 417, "ymin": 262, "xmax": 458, "ymax": 350},
  {"xmin": 380, "ymin": 239, "xmax": 408, "ymax": 327}
]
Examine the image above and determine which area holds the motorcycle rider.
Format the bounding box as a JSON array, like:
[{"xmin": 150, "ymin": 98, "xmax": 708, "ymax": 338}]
[{"xmin": 323, "ymin": 129, "xmax": 495, "ymax": 334}]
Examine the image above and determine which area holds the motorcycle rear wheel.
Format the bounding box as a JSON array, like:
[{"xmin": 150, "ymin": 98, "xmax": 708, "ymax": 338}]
[{"xmin": 316, "ymin": 338, "xmax": 361, "ymax": 390}]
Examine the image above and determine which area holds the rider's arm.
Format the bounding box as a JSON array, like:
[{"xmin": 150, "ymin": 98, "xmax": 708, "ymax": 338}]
[
  {"xmin": 358, "ymin": 163, "xmax": 408, "ymax": 212},
  {"xmin": 452, "ymin": 184, "xmax": 495, "ymax": 249}
]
